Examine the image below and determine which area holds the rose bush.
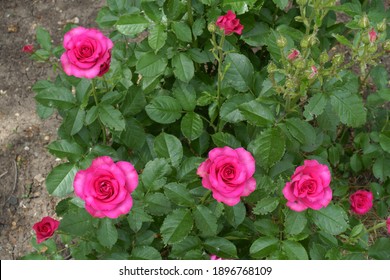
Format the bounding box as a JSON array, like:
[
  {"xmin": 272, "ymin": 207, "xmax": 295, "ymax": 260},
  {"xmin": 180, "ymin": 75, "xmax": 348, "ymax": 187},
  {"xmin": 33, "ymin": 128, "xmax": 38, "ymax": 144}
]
[{"xmin": 24, "ymin": 0, "xmax": 390, "ymax": 260}]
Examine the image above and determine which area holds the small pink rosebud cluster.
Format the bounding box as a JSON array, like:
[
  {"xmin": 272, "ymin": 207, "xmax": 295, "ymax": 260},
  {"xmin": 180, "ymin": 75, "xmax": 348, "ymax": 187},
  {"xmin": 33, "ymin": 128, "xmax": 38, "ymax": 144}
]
[
  {"xmin": 309, "ymin": 65, "xmax": 318, "ymax": 79},
  {"xmin": 22, "ymin": 44, "xmax": 34, "ymax": 54},
  {"xmin": 287, "ymin": 49, "xmax": 300, "ymax": 60},
  {"xmin": 369, "ymin": 28, "xmax": 377, "ymax": 43}
]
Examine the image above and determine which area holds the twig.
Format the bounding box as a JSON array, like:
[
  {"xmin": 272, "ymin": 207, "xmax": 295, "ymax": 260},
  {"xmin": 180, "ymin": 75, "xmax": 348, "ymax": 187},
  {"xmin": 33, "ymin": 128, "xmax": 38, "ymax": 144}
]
[{"xmin": 0, "ymin": 171, "xmax": 8, "ymax": 178}]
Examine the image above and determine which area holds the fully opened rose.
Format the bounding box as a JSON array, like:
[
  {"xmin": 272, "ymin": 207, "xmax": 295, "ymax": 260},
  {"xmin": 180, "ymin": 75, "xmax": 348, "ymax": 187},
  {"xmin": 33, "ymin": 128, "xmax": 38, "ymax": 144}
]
[
  {"xmin": 32, "ymin": 216, "xmax": 60, "ymax": 244},
  {"xmin": 197, "ymin": 146, "xmax": 256, "ymax": 206},
  {"xmin": 216, "ymin": 10, "xmax": 244, "ymax": 35},
  {"xmin": 61, "ymin": 27, "xmax": 113, "ymax": 79},
  {"xmin": 283, "ymin": 159, "xmax": 332, "ymax": 212},
  {"xmin": 73, "ymin": 156, "xmax": 138, "ymax": 218},
  {"xmin": 349, "ymin": 190, "xmax": 373, "ymax": 215}
]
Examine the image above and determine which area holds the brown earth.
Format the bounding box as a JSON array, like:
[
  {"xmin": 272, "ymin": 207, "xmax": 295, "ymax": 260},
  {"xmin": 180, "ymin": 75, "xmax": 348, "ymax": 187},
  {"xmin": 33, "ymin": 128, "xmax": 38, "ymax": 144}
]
[{"xmin": 0, "ymin": 0, "xmax": 105, "ymax": 259}]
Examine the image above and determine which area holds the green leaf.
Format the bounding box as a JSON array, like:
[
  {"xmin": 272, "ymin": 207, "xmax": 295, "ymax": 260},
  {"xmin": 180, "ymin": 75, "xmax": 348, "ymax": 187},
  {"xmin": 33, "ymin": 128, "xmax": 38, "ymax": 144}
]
[
  {"xmin": 239, "ymin": 100, "xmax": 275, "ymax": 127},
  {"xmin": 250, "ymin": 237, "xmax": 279, "ymax": 259},
  {"xmin": 224, "ymin": 202, "xmax": 246, "ymax": 228},
  {"xmin": 282, "ymin": 240, "xmax": 308, "ymax": 260},
  {"xmin": 253, "ymin": 197, "xmax": 279, "ymax": 215},
  {"xmin": 303, "ymin": 93, "xmax": 328, "ymax": 121},
  {"xmin": 35, "ymin": 87, "xmax": 76, "ymax": 109},
  {"xmin": 332, "ymin": 34, "xmax": 353, "ymax": 48},
  {"xmin": 248, "ymin": 127, "xmax": 286, "ymax": 169},
  {"xmin": 47, "ymin": 140, "xmax": 84, "ymax": 161},
  {"xmin": 368, "ymin": 238, "xmax": 390, "ymax": 260},
  {"xmin": 136, "ymin": 52, "xmax": 167, "ymax": 77},
  {"xmin": 96, "ymin": 7, "xmax": 119, "ymax": 28},
  {"xmin": 272, "ymin": 0, "xmax": 288, "ymax": 9},
  {"xmin": 172, "ymin": 21, "xmax": 192, "ymax": 43},
  {"xmin": 154, "ymin": 133, "xmax": 183, "ymax": 168},
  {"xmin": 204, "ymin": 237, "xmax": 238, "ymax": 259},
  {"xmin": 36, "ymin": 27, "xmax": 52, "ymax": 51},
  {"xmin": 131, "ymin": 246, "xmax": 162, "ymax": 260},
  {"xmin": 121, "ymin": 86, "xmax": 146, "ymax": 117},
  {"xmin": 222, "ymin": 0, "xmax": 257, "ymax": 14},
  {"xmin": 379, "ymin": 131, "xmax": 390, "ymax": 153},
  {"xmin": 116, "ymin": 14, "xmax": 149, "ymax": 36},
  {"xmin": 97, "ymin": 219, "xmax": 118, "ymax": 249},
  {"xmin": 371, "ymin": 65, "xmax": 388, "ymax": 90},
  {"xmin": 145, "ymin": 96, "xmax": 182, "ymax": 124},
  {"xmin": 330, "ymin": 94, "xmax": 366, "ymax": 127},
  {"xmin": 172, "ymin": 81, "xmax": 196, "ymax": 111},
  {"xmin": 46, "ymin": 163, "xmax": 78, "ymax": 197},
  {"xmin": 211, "ymin": 132, "xmax": 241, "ymax": 148},
  {"xmin": 59, "ymin": 208, "xmax": 93, "ymax": 236},
  {"xmin": 120, "ymin": 118, "xmax": 146, "ymax": 150},
  {"xmin": 220, "ymin": 94, "xmax": 253, "ymax": 123},
  {"xmin": 98, "ymin": 104, "xmax": 125, "ymax": 131},
  {"xmin": 161, "ymin": 209, "xmax": 193, "ymax": 245},
  {"xmin": 311, "ymin": 204, "xmax": 349, "ymax": 235},
  {"xmin": 242, "ymin": 22, "xmax": 269, "ymax": 47},
  {"xmin": 148, "ymin": 24, "xmax": 167, "ymax": 53},
  {"xmin": 285, "ymin": 118, "xmax": 317, "ymax": 150},
  {"xmin": 222, "ymin": 53, "xmax": 254, "ymax": 92},
  {"xmin": 76, "ymin": 79, "xmax": 91, "ymax": 108},
  {"xmin": 172, "ymin": 53, "xmax": 194, "ymax": 83},
  {"xmin": 284, "ymin": 210, "xmax": 307, "ymax": 235},
  {"xmin": 101, "ymin": 91, "xmax": 125, "ymax": 105},
  {"xmin": 193, "ymin": 205, "xmax": 218, "ymax": 237},
  {"xmin": 164, "ymin": 183, "xmax": 195, "ymax": 207},
  {"xmin": 192, "ymin": 18, "xmax": 206, "ymax": 37},
  {"xmin": 142, "ymin": 1, "xmax": 163, "ymax": 22},
  {"xmin": 373, "ymin": 156, "xmax": 390, "ymax": 181},
  {"xmin": 181, "ymin": 112, "xmax": 203, "ymax": 141},
  {"xmin": 70, "ymin": 108, "xmax": 86, "ymax": 135},
  {"xmin": 141, "ymin": 158, "xmax": 172, "ymax": 191},
  {"xmin": 127, "ymin": 202, "xmax": 153, "ymax": 233},
  {"xmin": 145, "ymin": 193, "xmax": 172, "ymax": 216},
  {"xmin": 85, "ymin": 106, "xmax": 98, "ymax": 125},
  {"xmin": 36, "ymin": 103, "xmax": 54, "ymax": 119},
  {"xmin": 177, "ymin": 157, "xmax": 204, "ymax": 183}
]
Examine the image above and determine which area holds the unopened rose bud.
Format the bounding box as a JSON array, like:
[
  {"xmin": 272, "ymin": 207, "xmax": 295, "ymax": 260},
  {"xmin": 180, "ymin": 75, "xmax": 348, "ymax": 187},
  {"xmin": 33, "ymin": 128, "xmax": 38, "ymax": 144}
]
[
  {"xmin": 300, "ymin": 36, "xmax": 310, "ymax": 48},
  {"xmin": 309, "ymin": 65, "xmax": 318, "ymax": 79},
  {"xmin": 332, "ymin": 53, "xmax": 344, "ymax": 66},
  {"xmin": 293, "ymin": 59, "xmax": 305, "ymax": 69},
  {"xmin": 285, "ymin": 79, "xmax": 295, "ymax": 89},
  {"xmin": 359, "ymin": 14, "xmax": 369, "ymax": 29},
  {"xmin": 208, "ymin": 22, "xmax": 216, "ymax": 33},
  {"xmin": 384, "ymin": 40, "xmax": 390, "ymax": 52},
  {"xmin": 296, "ymin": 0, "xmax": 307, "ymax": 6},
  {"xmin": 369, "ymin": 28, "xmax": 377, "ymax": 43},
  {"xmin": 377, "ymin": 19, "xmax": 386, "ymax": 33},
  {"xmin": 319, "ymin": 51, "xmax": 329, "ymax": 64},
  {"xmin": 267, "ymin": 62, "xmax": 277, "ymax": 73},
  {"xmin": 287, "ymin": 49, "xmax": 300, "ymax": 60},
  {"xmin": 368, "ymin": 44, "xmax": 377, "ymax": 53},
  {"xmin": 22, "ymin": 44, "xmax": 34, "ymax": 54},
  {"xmin": 277, "ymin": 36, "xmax": 287, "ymax": 48}
]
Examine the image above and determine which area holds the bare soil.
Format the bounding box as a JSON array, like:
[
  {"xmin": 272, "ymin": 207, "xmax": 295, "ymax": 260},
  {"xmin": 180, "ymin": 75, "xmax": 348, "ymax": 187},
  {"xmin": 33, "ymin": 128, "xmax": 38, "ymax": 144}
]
[{"xmin": 0, "ymin": 0, "xmax": 105, "ymax": 259}]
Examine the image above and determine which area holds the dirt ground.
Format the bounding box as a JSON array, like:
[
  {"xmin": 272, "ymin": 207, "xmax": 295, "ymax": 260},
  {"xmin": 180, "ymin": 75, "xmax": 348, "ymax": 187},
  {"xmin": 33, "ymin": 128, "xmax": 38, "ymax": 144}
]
[{"xmin": 0, "ymin": 0, "xmax": 105, "ymax": 260}]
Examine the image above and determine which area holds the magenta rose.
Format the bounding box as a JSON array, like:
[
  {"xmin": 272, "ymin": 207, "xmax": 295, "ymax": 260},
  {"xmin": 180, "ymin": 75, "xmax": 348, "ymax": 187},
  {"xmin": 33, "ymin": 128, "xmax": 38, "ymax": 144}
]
[
  {"xmin": 61, "ymin": 26, "xmax": 113, "ymax": 79},
  {"xmin": 73, "ymin": 156, "xmax": 138, "ymax": 218},
  {"xmin": 197, "ymin": 146, "xmax": 256, "ymax": 206},
  {"xmin": 32, "ymin": 216, "xmax": 60, "ymax": 244},
  {"xmin": 216, "ymin": 10, "xmax": 244, "ymax": 35},
  {"xmin": 22, "ymin": 44, "xmax": 34, "ymax": 54},
  {"xmin": 210, "ymin": 255, "xmax": 224, "ymax": 260},
  {"xmin": 386, "ymin": 218, "xmax": 390, "ymax": 234},
  {"xmin": 283, "ymin": 159, "xmax": 332, "ymax": 212},
  {"xmin": 349, "ymin": 190, "xmax": 373, "ymax": 215}
]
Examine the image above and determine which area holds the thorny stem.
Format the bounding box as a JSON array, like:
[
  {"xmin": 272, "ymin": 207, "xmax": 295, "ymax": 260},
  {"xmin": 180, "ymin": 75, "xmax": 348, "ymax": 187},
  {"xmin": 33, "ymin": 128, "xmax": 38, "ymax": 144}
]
[{"xmin": 91, "ymin": 80, "xmax": 107, "ymax": 145}]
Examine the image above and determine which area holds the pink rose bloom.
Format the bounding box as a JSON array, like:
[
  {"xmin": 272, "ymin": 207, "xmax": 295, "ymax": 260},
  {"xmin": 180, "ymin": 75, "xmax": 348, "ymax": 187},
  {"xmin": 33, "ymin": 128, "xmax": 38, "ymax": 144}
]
[
  {"xmin": 22, "ymin": 44, "xmax": 34, "ymax": 54},
  {"xmin": 61, "ymin": 27, "xmax": 113, "ymax": 79},
  {"xmin": 287, "ymin": 49, "xmax": 300, "ymax": 60},
  {"xmin": 32, "ymin": 216, "xmax": 60, "ymax": 244},
  {"xmin": 369, "ymin": 28, "xmax": 377, "ymax": 43},
  {"xmin": 283, "ymin": 160, "xmax": 332, "ymax": 212},
  {"xmin": 197, "ymin": 146, "xmax": 256, "ymax": 206},
  {"xmin": 349, "ymin": 190, "xmax": 373, "ymax": 215},
  {"xmin": 386, "ymin": 218, "xmax": 390, "ymax": 234},
  {"xmin": 216, "ymin": 10, "xmax": 244, "ymax": 35},
  {"xmin": 74, "ymin": 156, "xmax": 138, "ymax": 218}
]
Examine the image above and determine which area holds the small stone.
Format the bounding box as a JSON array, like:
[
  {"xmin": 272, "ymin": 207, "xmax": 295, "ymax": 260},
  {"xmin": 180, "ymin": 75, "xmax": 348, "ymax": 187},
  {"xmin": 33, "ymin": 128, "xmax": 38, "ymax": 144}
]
[
  {"xmin": 9, "ymin": 196, "xmax": 18, "ymax": 205},
  {"xmin": 44, "ymin": 135, "xmax": 50, "ymax": 141},
  {"xmin": 24, "ymin": 146, "xmax": 30, "ymax": 151},
  {"xmin": 15, "ymin": 113, "xmax": 20, "ymax": 117},
  {"xmin": 7, "ymin": 24, "xmax": 18, "ymax": 33},
  {"xmin": 34, "ymin": 174, "xmax": 45, "ymax": 184}
]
